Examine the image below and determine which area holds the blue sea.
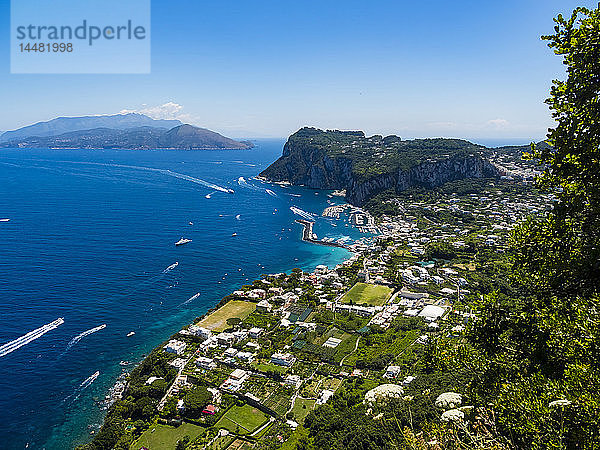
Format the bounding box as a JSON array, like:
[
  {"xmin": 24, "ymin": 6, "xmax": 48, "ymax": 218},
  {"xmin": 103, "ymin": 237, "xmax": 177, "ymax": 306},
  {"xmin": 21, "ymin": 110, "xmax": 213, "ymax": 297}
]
[{"xmin": 0, "ymin": 140, "xmax": 361, "ymax": 449}]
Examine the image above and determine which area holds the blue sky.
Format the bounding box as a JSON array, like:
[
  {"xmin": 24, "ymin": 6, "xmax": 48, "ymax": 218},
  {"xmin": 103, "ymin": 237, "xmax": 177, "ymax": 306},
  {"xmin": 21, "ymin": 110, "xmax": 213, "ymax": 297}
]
[{"xmin": 0, "ymin": 0, "xmax": 597, "ymax": 141}]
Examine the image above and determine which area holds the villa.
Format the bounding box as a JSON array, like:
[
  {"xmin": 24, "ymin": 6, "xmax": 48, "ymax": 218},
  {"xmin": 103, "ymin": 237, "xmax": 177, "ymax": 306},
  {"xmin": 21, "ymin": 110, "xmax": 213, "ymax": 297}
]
[
  {"xmin": 256, "ymin": 299, "xmax": 273, "ymax": 313},
  {"xmin": 163, "ymin": 339, "xmax": 187, "ymax": 355},
  {"xmin": 270, "ymin": 352, "xmax": 296, "ymax": 367}
]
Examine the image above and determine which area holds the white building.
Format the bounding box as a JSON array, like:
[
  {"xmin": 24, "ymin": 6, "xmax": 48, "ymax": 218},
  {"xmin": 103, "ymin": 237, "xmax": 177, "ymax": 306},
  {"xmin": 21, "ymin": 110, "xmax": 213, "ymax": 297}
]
[
  {"xmin": 249, "ymin": 327, "xmax": 263, "ymax": 338},
  {"xmin": 236, "ymin": 351, "xmax": 254, "ymax": 362},
  {"xmin": 419, "ymin": 305, "xmax": 446, "ymax": 321},
  {"xmin": 285, "ymin": 374, "xmax": 302, "ymax": 388},
  {"xmin": 196, "ymin": 356, "xmax": 216, "ymax": 370},
  {"xmin": 270, "ymin": 352, "xmax": 296, "ymax": 367},
  {"xmin": 315, "ymin": 264, "xmax": 328, "ymax": 275},
  {"xmin": 221, "ymin": 368, "xmax": 249, "ymax": 392},
  {"xmin": 223, "ymin": 347, "xmax": 238, "ymax": 358},
  {"xmin": 384, "ymin": 365, "xmax": 402, "ymax": 379},
  {"xmin": 216, "ymin": 332, "xmax": 236, "ymax": 346},
  {"xmin": 256, "ymin": 299, "xmax": 273, "ymax": 313},
  {"xmin": 164, "ymin": 339, "xmax": 187, "ymax": 355},
  {"xmin": 188, "ymin": 325, "xmax": 212, "ymax": 340}
]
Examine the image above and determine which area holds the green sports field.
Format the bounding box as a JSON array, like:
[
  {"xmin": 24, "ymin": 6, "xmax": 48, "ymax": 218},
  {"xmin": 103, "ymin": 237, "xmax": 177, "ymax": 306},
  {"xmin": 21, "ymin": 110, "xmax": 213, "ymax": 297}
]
[
  {"xmin": 341, "ymin": 282, "xmax": 393, "ymax": 306},
  {"xmin": 214, "ymin": 404, "xmax": 270, "ymax": 435},
  {"xmin": 197, "ymin": 300, "xmax": 256, "ymax": 332}
]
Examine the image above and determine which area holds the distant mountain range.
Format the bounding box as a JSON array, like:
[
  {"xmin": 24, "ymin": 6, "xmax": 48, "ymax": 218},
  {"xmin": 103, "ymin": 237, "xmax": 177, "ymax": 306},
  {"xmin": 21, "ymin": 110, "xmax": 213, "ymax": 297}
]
[{"xmin": 0, "ymin": 114, "xmax": 253, "ymax": 150}]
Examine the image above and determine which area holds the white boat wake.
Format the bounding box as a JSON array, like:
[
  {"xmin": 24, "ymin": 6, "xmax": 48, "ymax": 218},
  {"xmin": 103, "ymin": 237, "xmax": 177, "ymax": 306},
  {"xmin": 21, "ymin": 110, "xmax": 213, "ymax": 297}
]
[
  {"xmin": 41, "ymin": 160, "xmax": 232, "ymax": 194},
  {"xmin": 79, "ymin": 370, "xmax": 100, "ymax": 390},
  {"xmin": 181, "ymin": 292, "xmax": 201, "ymax": 306},
  {"xmin": 66, "ymin": 324, "xmax": 106, "ymax": 350},
  {"xmin": 235, "ymin": 214, "xmax": 241, "ymax": 221},
  {"xmin": 163, "ymin": 262, "xmax": 179, "ymax": 273},
  {"xmin": 237, "ymin": 176, "xmax": 262, "ymax": 191},
  {"xmin": 161, "ymin": 169, "xmax": 231, "ymax": 193},
  {"xmin": 63, "ymin": 371, "xmax": 100, "ymax": 404},
  {"xmin": 290, "ymin": 206, "xmax": 315, "ymax": 221},
  {"xmin": 0, "ymin": 318, "xmax": 65, "ymax": 357},
  {"xmin": 265, "ymin": 189, "xmax": 278, "ymax": 198}
]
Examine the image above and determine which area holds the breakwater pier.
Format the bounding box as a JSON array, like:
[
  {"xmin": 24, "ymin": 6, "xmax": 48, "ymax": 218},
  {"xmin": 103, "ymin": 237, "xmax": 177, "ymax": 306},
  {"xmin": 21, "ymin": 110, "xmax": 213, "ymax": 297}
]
[{"xmin": 295, "ymin": 219, "xmax": 348, "ymax": 249}]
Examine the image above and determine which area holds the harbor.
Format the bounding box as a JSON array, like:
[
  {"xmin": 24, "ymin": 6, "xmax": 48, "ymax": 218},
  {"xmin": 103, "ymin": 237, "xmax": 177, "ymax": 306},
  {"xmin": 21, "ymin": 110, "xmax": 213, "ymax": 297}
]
[{"xmin": 295, "ymin": 219, "xmax": 348, "ymax": 249}]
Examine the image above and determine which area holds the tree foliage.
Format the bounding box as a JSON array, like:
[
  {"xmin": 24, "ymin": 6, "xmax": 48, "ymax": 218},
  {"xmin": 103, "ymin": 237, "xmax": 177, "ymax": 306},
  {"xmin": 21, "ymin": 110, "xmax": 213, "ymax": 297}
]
[
  {"xmin": 183, "ymin": 385, "xmax": 212, "ymax": 419},
  {"xmin": 467, "ymin": 5, "xmax": 600, "ymax": 448}
]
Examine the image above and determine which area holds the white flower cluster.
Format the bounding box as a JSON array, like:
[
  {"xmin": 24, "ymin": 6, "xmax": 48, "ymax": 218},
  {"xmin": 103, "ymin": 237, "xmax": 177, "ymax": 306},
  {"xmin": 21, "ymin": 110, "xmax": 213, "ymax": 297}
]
[
  {"xmin": 549, "ymin": 399, "xmax": 572, "ymax": 408},
  {"xmin": 364, "ymin": 384, "xmax": 404, "ymax": 407},
  {"xmin": 441, "ymin": 409, "xmax": 465, "ymax": 422},
  {"xmin": 435, "ymin": 392, "xmax": 462, "ymax": 409}
]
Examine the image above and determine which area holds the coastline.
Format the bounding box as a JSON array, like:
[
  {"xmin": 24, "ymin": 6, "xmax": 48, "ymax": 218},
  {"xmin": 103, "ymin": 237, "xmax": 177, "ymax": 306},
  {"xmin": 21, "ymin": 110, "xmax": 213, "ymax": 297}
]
[
  {"xmin": 80, "ymin": 207, "xmax": 357, "ymax": 448},
  {"xmin": 0, "ymin": 142, "xmax": 366, "ymax": 450}
]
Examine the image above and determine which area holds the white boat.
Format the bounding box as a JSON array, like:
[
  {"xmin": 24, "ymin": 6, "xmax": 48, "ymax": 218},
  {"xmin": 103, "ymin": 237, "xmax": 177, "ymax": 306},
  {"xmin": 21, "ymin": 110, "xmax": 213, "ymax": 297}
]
[
  {"xmin": 0, "ymin": 218, "xmax": 9, "ymax": 222},
  {"xmin": 126, "ymin": 331, "xmax": 135, "ymax": 337},
  {"xmin": 227, "ymin": 188, "xmax": 235, "ymax": 194},
  {"xmin": 175, "ymin": 238, "xmax": 192, "ymax": 246},
  {"xmin": 232, "ymin": 232, "xmax": 238, "ymax": 237}
]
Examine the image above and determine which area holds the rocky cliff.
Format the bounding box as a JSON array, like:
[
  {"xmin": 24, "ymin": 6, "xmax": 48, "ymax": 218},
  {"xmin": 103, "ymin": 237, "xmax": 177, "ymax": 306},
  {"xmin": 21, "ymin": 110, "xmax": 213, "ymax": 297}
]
[{"xmin": 260, "ymin": 128, "xmax": 500, "ymax": 206}]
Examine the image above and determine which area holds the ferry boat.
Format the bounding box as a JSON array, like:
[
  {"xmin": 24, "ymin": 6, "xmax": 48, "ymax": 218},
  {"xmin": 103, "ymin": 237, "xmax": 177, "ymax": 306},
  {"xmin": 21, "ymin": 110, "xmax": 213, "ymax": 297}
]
[{"xmin": 175, "ymin": 238, "xmax": 192, "ymax": 246}]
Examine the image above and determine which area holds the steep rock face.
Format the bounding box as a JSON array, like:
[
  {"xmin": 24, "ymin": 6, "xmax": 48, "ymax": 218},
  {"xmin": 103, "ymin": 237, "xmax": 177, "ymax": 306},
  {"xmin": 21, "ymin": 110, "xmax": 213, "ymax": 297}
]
[
  {"xmin": 346, "ymin": 154, "xmax": 498, "ymax": 205},
  {"xmin": 261, "ymin": 128, "xmax": 501, "ymax": 206},
  {"xmin": 260, "ymin": 136, "xmax": 354, "ymax": 188}
]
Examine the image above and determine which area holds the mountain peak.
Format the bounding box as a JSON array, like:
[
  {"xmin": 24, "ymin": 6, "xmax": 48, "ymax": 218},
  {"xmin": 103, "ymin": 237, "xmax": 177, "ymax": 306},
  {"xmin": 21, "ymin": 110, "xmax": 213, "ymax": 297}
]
[{"xmin": 0, "ymin": 113, "xmax": 182, "ymax": 142}]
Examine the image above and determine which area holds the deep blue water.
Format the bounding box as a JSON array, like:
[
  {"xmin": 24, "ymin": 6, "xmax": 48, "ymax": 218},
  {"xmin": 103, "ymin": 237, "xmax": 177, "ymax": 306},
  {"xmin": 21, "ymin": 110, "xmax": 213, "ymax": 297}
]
[{"xmin": 0, "ymin": 140, "xmax": 360, "ymax": 449}]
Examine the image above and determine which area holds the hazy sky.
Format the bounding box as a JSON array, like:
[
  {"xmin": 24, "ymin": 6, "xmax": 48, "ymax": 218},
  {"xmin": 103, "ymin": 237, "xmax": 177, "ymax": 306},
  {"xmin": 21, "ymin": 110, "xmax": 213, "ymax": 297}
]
[{"xmin": 0, "ymin": 0, "xmax": 596, "ymax": 141}]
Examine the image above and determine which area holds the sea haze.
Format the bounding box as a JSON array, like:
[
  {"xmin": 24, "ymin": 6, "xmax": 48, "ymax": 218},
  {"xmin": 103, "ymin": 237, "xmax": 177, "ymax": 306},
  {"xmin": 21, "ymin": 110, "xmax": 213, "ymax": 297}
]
[{"xmin": 0, "ymin": 140, "xmax": 360, "ymax": 449}]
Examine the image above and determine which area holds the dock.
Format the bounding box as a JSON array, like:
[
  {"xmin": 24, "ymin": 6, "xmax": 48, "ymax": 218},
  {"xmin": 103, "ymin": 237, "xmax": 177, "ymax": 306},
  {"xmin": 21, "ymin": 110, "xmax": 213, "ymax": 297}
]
[{"xmin": 295, "ymin": 219, "xmax": 348, "ymax": 249}]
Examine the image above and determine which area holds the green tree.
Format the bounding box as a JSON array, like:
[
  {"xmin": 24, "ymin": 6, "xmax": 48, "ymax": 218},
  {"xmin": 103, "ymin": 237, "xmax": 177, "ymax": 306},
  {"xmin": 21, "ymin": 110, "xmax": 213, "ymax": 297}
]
[
  {"xmin": 467, "ymin": 5, "xmax": 600, "ymax": 448},
  {"xmin": 183, "ymin": 385, "xmax": 212, "ymax": 419}
]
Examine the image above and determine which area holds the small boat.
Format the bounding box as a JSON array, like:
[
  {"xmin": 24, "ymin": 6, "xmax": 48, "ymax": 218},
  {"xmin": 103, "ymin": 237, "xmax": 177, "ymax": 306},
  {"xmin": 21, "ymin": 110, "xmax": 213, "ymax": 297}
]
[
  {"xmin": 126, "ymin": 331, "xmax": 135, "ymax": 337},
  {"xmin": 164, "ymin": 262, "xmax": 179, "ymax": 272},
  {"xmin": 232, "ymin": 232, "xmax": 238, "ymax": 237},
  {"xmin": 0, "ymin": 218, "xmax": 9, "ymax": 222},
  {"xmin": 205, "ymin": 194, "xmax": 211, "ymax": 199},
  {"xmin": 188, "ymin": 221, "xmax": 194, "ymax": 225},
  {"xmin": 175, "ymin": 238, "xmax": 192, "ymax": 246},
  {"xmin": 227, "ymin": 188, "xmax": 235, "ymax": 194},
  {"xmin": 119, "ymin": 360, "xmax": 130, "ymax": 366}
]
